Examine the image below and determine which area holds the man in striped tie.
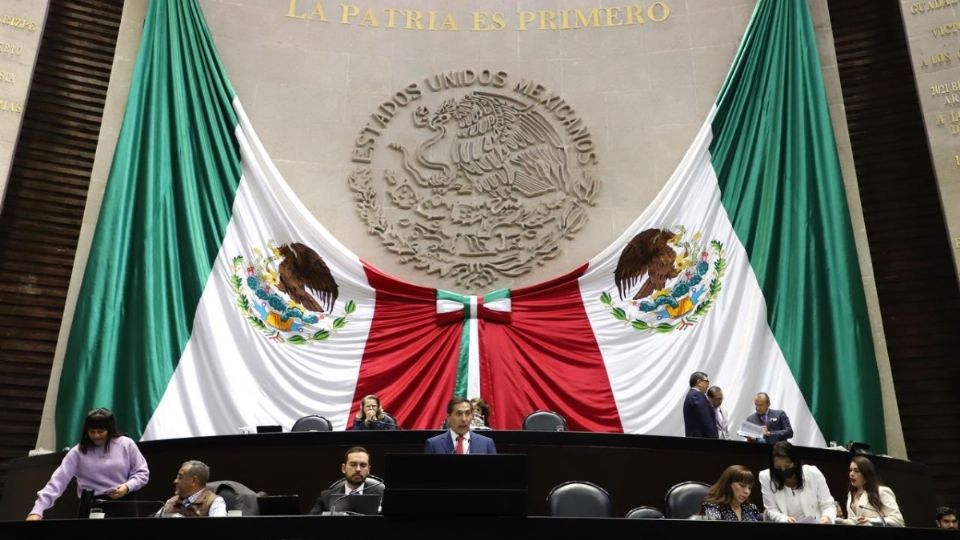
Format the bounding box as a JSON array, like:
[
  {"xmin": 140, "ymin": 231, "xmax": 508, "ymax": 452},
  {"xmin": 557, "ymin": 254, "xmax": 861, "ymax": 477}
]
[{"xmin": 425, "ymin": 397, "xmax": 497, "ymax": 454}]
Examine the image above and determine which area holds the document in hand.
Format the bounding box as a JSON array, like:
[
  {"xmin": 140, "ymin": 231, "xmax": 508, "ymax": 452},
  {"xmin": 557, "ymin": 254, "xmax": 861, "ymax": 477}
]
[{"xmin": 736, "ymin": 421, "xmax": 764, "ymax": 439}]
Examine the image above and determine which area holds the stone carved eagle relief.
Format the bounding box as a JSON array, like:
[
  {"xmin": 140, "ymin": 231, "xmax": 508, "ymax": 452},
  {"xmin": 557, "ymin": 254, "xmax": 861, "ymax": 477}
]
[{"xmin": 348, "ymin": 76, "xmax": 600, "ymax": 290}]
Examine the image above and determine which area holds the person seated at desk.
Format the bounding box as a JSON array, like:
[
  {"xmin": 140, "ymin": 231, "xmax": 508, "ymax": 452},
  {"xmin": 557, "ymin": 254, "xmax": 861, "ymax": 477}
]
[
  {"xmin": 936, "ymin": 506, "xmax": 959, "ymax": 529},
  {"xmin": 745, "ymin": 392, "xmax": 793, "ymax": 443},
  {"xmin": 843, "ymin": 455, "xmax": 904, "ymax": 527},
  {"xmin": 759, "ymin": 442, "xmax": 836, "ymax": 523},
  {"xmin": 161, "ymin": 460, "xmax": 226, "ymax": 517},
  {"xmin": 352, "ymin": 394, "xmax": 397, "ymax": 431},
  {"xmin": 27, "ymin": 407, "xmax": 149, "ymax": 520},
  {"xmin": 425, "ymin": 397, "xmax": 497, "ymax": 454},
  {"xmin": 470, "ymin": 398, "xmax": 491, "ymax": 430},
  {"xmin": 701, "ymin": 465, "xmax": 763, "ymax": 521},
  {"xmin": 309, "ymin": 446, "xmax": 384, "ymax": 514}
]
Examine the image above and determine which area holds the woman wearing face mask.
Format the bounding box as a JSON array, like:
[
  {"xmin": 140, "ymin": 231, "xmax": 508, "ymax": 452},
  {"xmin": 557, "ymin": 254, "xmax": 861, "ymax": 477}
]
[
  {"xmin": 701, "ymin": 465, "xmax": 763, "ymax": 521},
  {"xmin": 758, "ymin": 441, "xmax": 836, "ymax": 523},
  {"xmin": 352, "ymin": 394, "xmax": 397, "ymax": 430},
  {"xmin": 845, "ymin": 456, "xmax": 904, "ymax": 526},
  {"xmin": 26, "ymin": 408, "xmax": 149, "ymax": 520}
]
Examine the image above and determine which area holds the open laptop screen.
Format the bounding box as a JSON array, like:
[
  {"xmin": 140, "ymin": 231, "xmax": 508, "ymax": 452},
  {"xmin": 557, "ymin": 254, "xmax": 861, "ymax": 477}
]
[{"xmin": 330, "ymin": 493, "xmax": 380, "ymax": 515}]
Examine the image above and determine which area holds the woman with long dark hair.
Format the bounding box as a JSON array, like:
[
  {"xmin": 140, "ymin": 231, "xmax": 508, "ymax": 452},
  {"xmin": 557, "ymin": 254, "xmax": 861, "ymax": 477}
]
[
  {"xmin": 26, "ymin": 408, "xmax": 149, "ymax": 520},
  {"xmin": 845, "ymin": 455, "xmax": 904, "ymax": 526},
  {"xmin": 758, "ymin": 441, "xmax": 836, "ymax": 523},
  {"xmin": 701, "ymin": 465, "xmax": 762, "ymax": 521}
]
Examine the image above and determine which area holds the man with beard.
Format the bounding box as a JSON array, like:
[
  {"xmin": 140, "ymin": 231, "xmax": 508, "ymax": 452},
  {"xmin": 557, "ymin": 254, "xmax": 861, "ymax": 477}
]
[{"xmin": 309, "ymin": 447, "xmax": 385, "ymax": 514}]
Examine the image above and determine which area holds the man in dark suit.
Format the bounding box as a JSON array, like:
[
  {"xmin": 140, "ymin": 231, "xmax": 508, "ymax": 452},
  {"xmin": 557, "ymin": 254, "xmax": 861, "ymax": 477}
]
[
  {"xmin": 425, "ymin": 397, "xmax": 497, "ymax": 454},
  {"xmin": 308, "ymin": 446, "xmax": 385, "ymax": 514},
  {"xmin": 683, "ymin": 371, "xmax": 718, "ymax": 438},
  {"xmin": 745, "ymin": 392, "xmax": 793, "ymax": 443}
]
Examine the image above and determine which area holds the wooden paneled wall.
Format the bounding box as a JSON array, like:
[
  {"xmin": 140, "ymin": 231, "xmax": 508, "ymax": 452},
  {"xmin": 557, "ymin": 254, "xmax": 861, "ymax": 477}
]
[
  {"xmin": 0, "ymin": 0, "xmax": 123, "ymax": 497},
  {"xmin": 827, "ymin": 0, "xmax": 960, "ymax": 509}
]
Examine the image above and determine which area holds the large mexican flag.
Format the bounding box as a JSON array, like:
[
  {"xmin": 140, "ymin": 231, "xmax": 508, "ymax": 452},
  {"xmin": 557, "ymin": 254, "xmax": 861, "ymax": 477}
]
[{"xmin": 56, "ymin": 0, "xmax": 884, "ymax": 452}]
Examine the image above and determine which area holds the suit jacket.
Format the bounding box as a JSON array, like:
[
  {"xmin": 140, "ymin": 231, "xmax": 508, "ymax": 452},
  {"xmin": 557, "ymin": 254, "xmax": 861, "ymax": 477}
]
[
  {"xmin": 745, "ymin": 409, "xmax": 793, "ymax": 442},
  {"xmin": 308, "ymin": 478, "xmax": 385, "ymax": 514},
  {"xmin": 683, "ymin": 388, "xmax": 718, "ymax": 438},
  {"xmin": 424, "ymin": 430, "xmax": 497, "ymax": 454},
  {"xmin": 845, "ymin": 486, "xmax": 905, "ymax": 527}
]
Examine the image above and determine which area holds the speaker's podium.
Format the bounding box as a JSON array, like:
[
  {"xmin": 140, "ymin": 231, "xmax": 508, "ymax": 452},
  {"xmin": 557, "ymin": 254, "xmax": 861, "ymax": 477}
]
[{"xmin": 382, "ymin": 453, "xmax": 527, "ymax": 517}]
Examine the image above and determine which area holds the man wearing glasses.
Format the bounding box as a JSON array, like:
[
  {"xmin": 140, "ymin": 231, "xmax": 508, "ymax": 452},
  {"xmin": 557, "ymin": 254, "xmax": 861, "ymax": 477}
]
[{"xmin": 683, "ymin": 371, "xmax": 719, "ymax": 438}]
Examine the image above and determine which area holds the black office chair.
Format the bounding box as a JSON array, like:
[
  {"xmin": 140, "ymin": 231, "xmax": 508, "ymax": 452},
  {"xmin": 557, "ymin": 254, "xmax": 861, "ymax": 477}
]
[
  {"xmin": 207, "ymin": 480, "xmax": 260, "ymax": 515},
  {"xmin": 327, "ymin": 474, "xmax": 385, "ymax": 490},
  {"xmin": 291, "ymin": 415, "xmax": 333, "ymax": 432},
  {"xmin": 546, "ymin": 481, "xmax": 611, "ymax": 517},
  {"xmin": 625, "ymin": 505, "xmax": 665, "ymax": 519},
  {"xmin": 522, "ymin": 410, "xmax": 567, "ymax": 431},
  {"xmin": 382, "ymin": 412, "xmax": 399, "ymax": 429},
  {"xmin": 664, "ymin": 481, "xmax": 710, "ymax": 519}
]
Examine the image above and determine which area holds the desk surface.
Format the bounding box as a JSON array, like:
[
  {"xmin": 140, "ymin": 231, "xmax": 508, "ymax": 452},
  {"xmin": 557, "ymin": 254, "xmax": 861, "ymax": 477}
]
[
  {"xmin": 0, "ymin": 515, "xmax": 948, "ymax": 540},
  {"xmin": 0, "ymin": 430, "xmax": 935, "ymax": 525}
]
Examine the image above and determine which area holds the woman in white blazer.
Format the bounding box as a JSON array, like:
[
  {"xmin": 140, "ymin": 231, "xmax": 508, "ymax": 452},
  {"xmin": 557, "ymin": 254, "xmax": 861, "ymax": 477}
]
[
  {"xmin": 758, "ymin": 442, "xmax": 837, "ymax": 523},
  {"xmin": 845, "ymin": 455, "xmax": 905, "ymax": 527}
]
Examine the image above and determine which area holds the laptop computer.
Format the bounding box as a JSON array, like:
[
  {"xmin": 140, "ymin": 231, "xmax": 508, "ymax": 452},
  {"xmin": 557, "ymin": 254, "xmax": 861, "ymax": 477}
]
[
  {"xmin": 256, "ymin": 494, "xmax": 301, "ymax": 515},
  {"xmin": 79, "ymin": 489, "xmax": 167, "ymax": 518},
  {"xmin": 92, "ymin": 499, "xmax": 168, "ymax": 518},
  {"xmin": 329, "ymin": 493, "xmax": 381, "ymax": 515}
]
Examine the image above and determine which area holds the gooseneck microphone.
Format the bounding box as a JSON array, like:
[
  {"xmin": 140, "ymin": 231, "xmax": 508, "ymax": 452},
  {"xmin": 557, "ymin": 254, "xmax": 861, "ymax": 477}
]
[
  {"xmin": 330, "ymin": 477, "xmax": 385, "ymax": 515},
  {"xmin": 860, "ymin": 505, "xmax": 887, "ymax": 527}
]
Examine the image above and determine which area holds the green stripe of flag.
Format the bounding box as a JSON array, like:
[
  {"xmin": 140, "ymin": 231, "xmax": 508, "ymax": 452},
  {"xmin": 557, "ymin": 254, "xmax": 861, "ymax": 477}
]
[
  {"xmin": 710, "ymin": 0, "xmax": 885, "ymax": 451},
  {"xmin": 56, "ymin": 0, "xmax": 241, "ymax": 446}
]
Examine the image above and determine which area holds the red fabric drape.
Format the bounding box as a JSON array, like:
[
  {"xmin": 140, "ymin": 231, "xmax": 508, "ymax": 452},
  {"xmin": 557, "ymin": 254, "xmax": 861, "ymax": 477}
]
[
  {"xmin": 354, "ymin": 263, "xmax": 622, "ymax": 432},
  {"xmin": 481, "ymin": 266, "xmax": 622, "ymax": 432},
  {"xmin": 353, "ymin": 264, "xmax": 463, "ymax": 429}
]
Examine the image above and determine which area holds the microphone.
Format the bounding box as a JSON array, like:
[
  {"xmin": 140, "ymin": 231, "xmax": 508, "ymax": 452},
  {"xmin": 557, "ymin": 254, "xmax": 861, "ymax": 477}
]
[
  {"xmin": 329, "ymin": 477, "xmax": 385, "ymax": 515},
  {"xmin": 859, "ymin": 505, "xmax": 887, "ymax": 527}
]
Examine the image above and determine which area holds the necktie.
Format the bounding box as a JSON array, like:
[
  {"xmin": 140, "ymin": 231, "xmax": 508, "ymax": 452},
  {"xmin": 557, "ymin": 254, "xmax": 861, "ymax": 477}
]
[{"xmin": 455, "ymin": 435, "xmax": 465, "ymax": 454}]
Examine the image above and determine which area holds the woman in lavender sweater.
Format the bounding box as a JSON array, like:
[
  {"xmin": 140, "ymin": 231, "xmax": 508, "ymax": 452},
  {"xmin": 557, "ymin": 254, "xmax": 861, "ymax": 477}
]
[{"xmin": 26, "ymin": 408, "xmax": 149, "ymax": 519}]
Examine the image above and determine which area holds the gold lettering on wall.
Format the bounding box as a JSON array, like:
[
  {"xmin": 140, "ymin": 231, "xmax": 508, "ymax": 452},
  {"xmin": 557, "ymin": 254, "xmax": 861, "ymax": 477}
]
[
  {"xmin": 909, "ymin": 0, "xmax": 960, "ymax": 15},
  {"xmin": 286, "ymin": 0, "xmax": 328, "ymax": 21},
  {"xmin": 0, "ymin": 70, "xmax": 14, "ymax": 84},
  {"xmin": 471, "ymin": 11, "xmax": 506, "ymax": 32},
  {"xmin": 285, "ymin": 1, "xmax": 671, "ymax": 31},
  {"xmin": 0, "ymin": 14, "xmax": 38, "ymax": 31},
  {"xmin": 920, "ymin": 51, "xmax": 952, "ymax": 68},
  {"xmin": 931, "ymin": 21, "xmax": 960, "ymax": 37},
  {"xmin": 0, "ymin": 99, "xmax": 23, "ymax": 113},
  {"xmin": 0, "ymin": 41, "xmax": 23, "ymax": 56}
]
